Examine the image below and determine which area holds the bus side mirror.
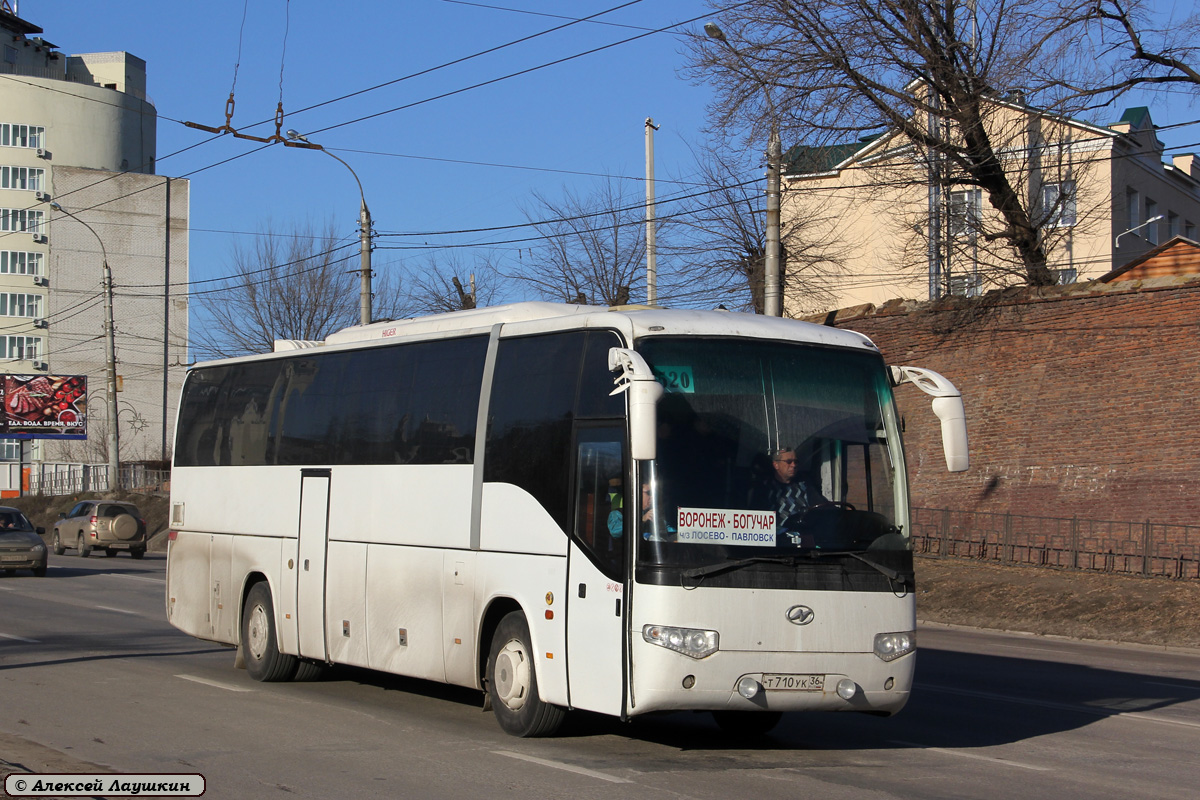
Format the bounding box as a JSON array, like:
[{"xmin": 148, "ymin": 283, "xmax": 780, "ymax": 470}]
[
  {"xmin": 890, "ymin": 366, "xmax": 969, "ymax": 473},
  {"xmin": 609, "ymin": 348, "xmax": 664, "ymax": 461}
]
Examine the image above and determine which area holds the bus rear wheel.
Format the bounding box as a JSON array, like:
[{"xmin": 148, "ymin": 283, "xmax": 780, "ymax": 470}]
[
  {"xmin": 241, "ymin": 582, "xmax": 299, "ymax": 682},
  {"xmin": 486, "ymin": 611, "xmax": 565, "ymax": 737}
]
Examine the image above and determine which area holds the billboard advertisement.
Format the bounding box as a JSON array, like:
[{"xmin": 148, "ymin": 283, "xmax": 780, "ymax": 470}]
[{"xmin": 0, "ymin": 375, "xmax": 87, "ymax": 439}]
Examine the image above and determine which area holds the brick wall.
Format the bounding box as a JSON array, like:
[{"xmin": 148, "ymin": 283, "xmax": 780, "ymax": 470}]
[{"xmin": 813, "ymin": 277, "xmax": 1200, "ymax": 528}]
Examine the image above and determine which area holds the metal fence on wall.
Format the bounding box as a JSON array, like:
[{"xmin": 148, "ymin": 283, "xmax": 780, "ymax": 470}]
[
  {"xmin": 911, "ymin": 507, "xmax": 1200, "ymax": 580},
  {"xmin": 22, "ymin": 463, "xmax": 169, "ymax": 496}
]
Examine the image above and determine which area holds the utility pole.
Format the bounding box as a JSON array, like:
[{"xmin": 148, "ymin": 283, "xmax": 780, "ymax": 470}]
[
  {"xmin": 358, "ymin": 200, "xmax": 373, "ymax": 325},
  {"xmin": 764, "ymin": 128, "xmax": 782, "ymax": 317},
  {"xmin": 705, "ymin": 22, "xmax": 782, "ymax": 316},
  {"xmin": 50, "ymin": 202, "xmax": 120, "ymax": 489},
  {"xmin": 644, "ymin": 118, "xmax": 660, "ymax": 306}
]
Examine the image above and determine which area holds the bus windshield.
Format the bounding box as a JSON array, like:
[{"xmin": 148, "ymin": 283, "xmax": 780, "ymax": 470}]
[{"xmin": 634, "ymin": 337, "xmax": 909, "ymax": 572}]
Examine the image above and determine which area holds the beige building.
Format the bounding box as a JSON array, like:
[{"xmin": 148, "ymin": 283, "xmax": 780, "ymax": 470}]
[
  {"xmin": 782, "ymin": 99, "xmax": 1200, "ymax": 314},
  {"xmin": 0, "ymin": 4, "xmax": 188, "ymax": 474}
]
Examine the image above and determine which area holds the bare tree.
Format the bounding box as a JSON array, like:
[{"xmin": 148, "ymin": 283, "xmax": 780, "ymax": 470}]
[
  {"xmin": 685, "ymin": 0, "xmax": 1124, "ymax": 287},
  {"xmin": 668, "ymin": 139, "xmax": 846, "ymax": 314},
  {"xmin": 1058, "ymin": 0, "xmax": 1200, "ymax": 97},
  {"xmin": 193, "ymin": 218, "xmax": 408, "ymax": 359},
  {"xmin": 514, "ymin": 180, "xmax": 649, "ymax": 306},
  {"xmin": 404, "ymin": 253, "xmax": 506, "ymax": 314}
]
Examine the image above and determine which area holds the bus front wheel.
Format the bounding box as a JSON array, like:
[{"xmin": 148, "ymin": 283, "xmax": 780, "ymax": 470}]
[
  {"xmin": 241, "ymin": 582, "xmax": 299, "ymax": 682},
  {"xmin": 486, "ymin": 611, "xmax": 565, "ymax": 737}
]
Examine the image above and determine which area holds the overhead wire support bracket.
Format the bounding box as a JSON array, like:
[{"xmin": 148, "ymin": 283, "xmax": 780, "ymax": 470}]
[{"xmin": 185, "ymin": 98, "xmax": 318, "ymax": 147}]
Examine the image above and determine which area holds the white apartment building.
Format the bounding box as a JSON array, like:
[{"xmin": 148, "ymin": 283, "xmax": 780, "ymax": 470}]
[{"xmin": 0, "ymin": 4, "xmax": 188, "ymax": 476}]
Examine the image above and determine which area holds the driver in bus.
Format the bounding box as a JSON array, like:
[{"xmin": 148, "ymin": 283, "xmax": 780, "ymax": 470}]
[{"xmin": 752, "ymin": 446, "xmax": 826, "ymax": 528}]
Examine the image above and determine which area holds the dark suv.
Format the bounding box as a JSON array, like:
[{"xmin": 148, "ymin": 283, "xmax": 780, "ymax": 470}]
[{"xmin": 52, "ymin": 501, "xmax": 148, "ymax": 558}]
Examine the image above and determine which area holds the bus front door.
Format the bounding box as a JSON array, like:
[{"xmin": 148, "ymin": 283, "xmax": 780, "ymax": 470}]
[
  {"xmin": 296, "ymin": 469, "xmax": 331, "ymax": 662},
  {"xmin": 566, "ymin": 431, "xmax": 627, "ymax": 716}
]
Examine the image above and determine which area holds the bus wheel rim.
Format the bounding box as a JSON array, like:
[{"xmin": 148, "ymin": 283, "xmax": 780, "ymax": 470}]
[
  {"xmin": 494, "ymin": 639, "xmax": 530, "ymax": 711},
  {"xmin": 247, "ymin": 604, "xmax": 270, "ymax": 661}
]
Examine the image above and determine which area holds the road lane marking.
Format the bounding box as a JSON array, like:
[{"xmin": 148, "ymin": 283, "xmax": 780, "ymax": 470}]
[
  {"xmin": 108, "ymin": 573, "xmax": 164, "ymax": 584},
  {"xmin": 176, "ymin": 674, "xmax": 254, "ymax": 693},
  {"xmin": 889, "ymin": 740, "xmax": 1050, "ymax": 771},
  {"xmin": 0, "ymin": 632, "xmax": 38, "ymax": 643},
  {"xmin": 919, "ymin": 684, "xmax": 1200, "ymax": 730},
  {"xmin": 96, "ymin": 605, "xmax": 138, "ymax": 615},
  {"xmin": 493, "ymin": 751, "xmax": 631, "ymax": 783}
]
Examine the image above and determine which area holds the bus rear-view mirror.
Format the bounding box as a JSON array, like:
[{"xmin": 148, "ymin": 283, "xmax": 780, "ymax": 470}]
[
  {"xmin": 890, "ymin": 366, "xmax": 969, "ymax": 473},
  {"xmin": 609, "ymin": 348, "xmax": 664, "ymax": 461}
]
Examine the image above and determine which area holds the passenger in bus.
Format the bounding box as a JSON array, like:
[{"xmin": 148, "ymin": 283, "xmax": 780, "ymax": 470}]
[
  {"xmin": 752, "ymin": 446, "xmax": 826, "ymax": 525},
  {"xmin": 638, "ymin": 480, "xmax": 676, "ymax": 541},
  {"xmin": 607, "ymin": 480, "xmax": 676, "ymax": 540}
]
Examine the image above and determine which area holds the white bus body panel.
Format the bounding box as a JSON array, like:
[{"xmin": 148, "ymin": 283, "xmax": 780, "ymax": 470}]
[
  {"xmin": 297, "ymin": 473, "xmax": 331, "ymax": 662},
  {"xmin": 364, "ymin": 544, "xmax": 447, "ymax": 681},
  {"xmin": 473, "ymin": 550, "xmax": 569, "ymax": 705},
  {"xmin": 629, "ymin": 584, "xmax": 915, "ymax": 715},
  {"xmin": 330, "ymin": 465, "xmax": 474, "ymax": 550},
  {"xmin": 165, "ymin": 532, "xmax": 210, "ymax": 637},
  {"xmin": 441, "ymin": 551, "xmax": 477, "ymax": 687},
  {"xmin": 565, "ymin": 541, "xmax": 624, "ymax": 716},
  {"xmin": 478, "ymin": 483, "xmax": 567, "ymax": 556}
]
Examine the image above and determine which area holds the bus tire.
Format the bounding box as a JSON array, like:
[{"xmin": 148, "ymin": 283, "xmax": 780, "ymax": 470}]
[
  {"xmin": 241, "ymin": 582, "xmax": 299, "ymax": 682},
  {"xmin": 293, "ymin": 659, "xmax": 327, "ymax": 682},
  {"xmin": 486, "ymin": 611, "xmax": 565, "ymax": 737},
  {"xmin": 712, "ymin": 710, "xmax": 783, "ymax": 737}
]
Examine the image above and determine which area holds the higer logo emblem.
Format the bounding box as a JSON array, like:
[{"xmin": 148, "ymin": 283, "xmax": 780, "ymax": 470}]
[{"xmin": 786, "ymin": 605, "xmax": 815, "ymax": 625}]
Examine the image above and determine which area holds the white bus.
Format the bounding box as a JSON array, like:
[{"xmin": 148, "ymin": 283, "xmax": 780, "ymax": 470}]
[{"xmin": 165, "ymin": 302, "xmax": 967, "ymax": 737}]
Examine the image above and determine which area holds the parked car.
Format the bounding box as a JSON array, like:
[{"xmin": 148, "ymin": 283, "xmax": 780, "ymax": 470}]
[
  {"xmin": 52, "ymin": 501, "xmax": 147, "ymax": 559},
  {"xmin": 0, "ymin": 507, "xmax": 47, "ymax": 577}
]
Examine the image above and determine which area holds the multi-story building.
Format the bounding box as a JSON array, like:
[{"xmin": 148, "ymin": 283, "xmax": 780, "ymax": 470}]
[
  {"xmin": 782, "ymin": 98, "xmax": 1200, "ymax": 314},
  {"xmin": 0, "ymin": 4, "xmax": 187, "ymax": 477}
]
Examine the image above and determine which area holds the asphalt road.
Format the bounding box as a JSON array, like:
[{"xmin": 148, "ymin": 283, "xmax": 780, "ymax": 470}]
[{"xmin": 2, "ymin": 554, "xmax": 1199, "ymax": 799}]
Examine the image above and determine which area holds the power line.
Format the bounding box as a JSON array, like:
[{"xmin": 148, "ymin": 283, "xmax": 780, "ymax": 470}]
[
  {"xmin": 299, "ymin": 5, "xmax": 746, "ymax": 140},
  {"xmin": 0, "ymin": 2, "xmax": 727, "ymax": 245},
  {"xmin": 325, "ymin": 146, "xmax": 711, "ymax": 187},
  {"xmin": 439, "ymin": 0, "xmax": 662, "ymax": 32}
]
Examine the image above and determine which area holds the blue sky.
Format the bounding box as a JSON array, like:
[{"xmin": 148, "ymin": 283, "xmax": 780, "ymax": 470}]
[
  {"xmin": 24, "ymin": 0, "xmax": 722, "ymax": 298},
  {"xmin": 19, "ymin": 0, "xmax": 1200, "ymax": 310}
]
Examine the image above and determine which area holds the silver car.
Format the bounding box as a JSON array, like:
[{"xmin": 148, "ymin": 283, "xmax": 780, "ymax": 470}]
[
  {"xmin": 52, "ymin": 500, "xmax": 148, "ymax": 558},
  {"xmin": 0, "ymin": 507, "xmax": 48, "ymax": 577}
]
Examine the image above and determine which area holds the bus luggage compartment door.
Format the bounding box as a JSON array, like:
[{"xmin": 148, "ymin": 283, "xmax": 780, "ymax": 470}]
[{"xmin": 296, "ymin": 469, "xmax": 331, "ymax": 662}]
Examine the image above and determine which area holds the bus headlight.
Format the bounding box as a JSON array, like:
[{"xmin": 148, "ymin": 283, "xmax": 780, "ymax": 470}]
[
  {"xmin": 643, "ymin": 625, "xmax": 719, "ymax": 659},
  {"xmin": 873, "ymin": 631, "xmax": 916, "ymax": 662}
]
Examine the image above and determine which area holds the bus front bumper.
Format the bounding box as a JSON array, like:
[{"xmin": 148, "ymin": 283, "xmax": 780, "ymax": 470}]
[{"xmin": 628, "ymin": 644, "xmax": 915, "ymax": 716}]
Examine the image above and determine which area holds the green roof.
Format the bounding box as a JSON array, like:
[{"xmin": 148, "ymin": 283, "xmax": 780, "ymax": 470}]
[
  {"xmin": 784, "ymin": 134, "xmax": 883, "ymax": 176},
  {"xmin": 1117, "ymin": 107, "xmax": 1151, "ymax": 128}
]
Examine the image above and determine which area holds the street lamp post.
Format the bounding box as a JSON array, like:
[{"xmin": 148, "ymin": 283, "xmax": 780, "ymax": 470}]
[
  {"xmin": 49, "ymin": 201, "xmax": 120, "ymax": 490},
  {"xmin": 704, "ymin": 22, "xmax": 782, "ymax": 317},
  {"xmin": 1114, "ymin": 214, "xmax": 1165, "ymax": 248},
  {"xmin": 286, "ymin": 130, "xmax": 373, "ymax": 326}
]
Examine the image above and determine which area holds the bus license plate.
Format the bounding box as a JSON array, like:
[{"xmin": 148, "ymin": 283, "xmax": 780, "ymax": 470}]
[{"xmin": 761, "ymin": 673, "xmax": 825, "ymax": 691}]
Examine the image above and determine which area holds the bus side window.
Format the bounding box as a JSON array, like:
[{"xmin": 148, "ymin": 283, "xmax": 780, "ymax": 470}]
[{"xmin": 572, "ymin": 432, "xmax": 625, "ymax": 580}]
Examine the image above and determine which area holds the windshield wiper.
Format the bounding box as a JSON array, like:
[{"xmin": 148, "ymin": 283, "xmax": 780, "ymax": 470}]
[
  {"xmin": 804, "ymin": 549, "xmax": 906, "ymax": 583},
  {"xmin": 679, "ymin": 551, "xmax": 909, "ymax": 588},
  {"xmin": 681, "ymin": 555, "xmax": 799, "ymax": 581}
]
